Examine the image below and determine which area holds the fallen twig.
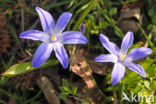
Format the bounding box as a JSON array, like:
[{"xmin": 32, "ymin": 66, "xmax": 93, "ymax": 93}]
[{"xmin": 36, "ymin": 76, "xmax": 60, "ymax": 104}]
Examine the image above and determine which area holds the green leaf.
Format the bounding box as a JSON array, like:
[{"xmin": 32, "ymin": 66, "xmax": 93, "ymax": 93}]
[
  {"xmin": 114, "ymin": 26, "xmax": 124, "ymax": 37},
  {"xmin": 72, "ymin": 0, "xmax": 98, "ymax": 30},
  {"xmin": 2, "ymin": 59, "xmax": 59, "ymax": 76},
  {"xmin": 150, "ymin": 81, "xmax": 156, "ymax": 91},
  {"xmin": 82, "ymin": 101, "xmax": 89, "ymax": 104},
  {"xmin": 67, "ymin": 0, "xmax": 76, "ymax": 8},
  {"xmin": 100, "ymin": 21, "xmax": 109, "ymax": 29},
  {"xmin": 140, "ymin": 59, "xmax": 154, "ymax": 71},
  {"xmin": 104, "ymin": 84, "xmax": 121, "ymax": 92},
  {"xmin": 122, "ymin": 70, "xmax": 141, "ymax": 85},
  {"xmin": 8, "ymin": 24, "xmax": 20, "ymax": 44},
  {"xmin": 146, "ymin": 63, "xmax": 156, "ymax": 76},
  {"xmin": 109, "ymin": 7, "xmax": 117, "ymax": 16},
  {"xmin": 62, "ymin": 79, "xmax": 69, "ymax": 88},
  {"xmin": 88, "ymin": 14, "xmax": 95, "ymax": 23},
  {"xmin": 144, "ymin": 80, "xmax": 151, "ymax": 90},
  {"xmin": 71, "ymin": 86, "xmax": 77, "ymax": 94},
  {"xmin": 60, "ymin": 86, "xmax": 70, "ymax": 92},
  {"xmin": 132, "ymin": 84, "xmax": 143, "ymax": 94},
  {"xmin": 58, "ymin": 93, "xmax": 68, "ymax": 99}
]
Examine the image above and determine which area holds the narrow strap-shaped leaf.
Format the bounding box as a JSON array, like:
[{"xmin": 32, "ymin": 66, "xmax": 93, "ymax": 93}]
[{"xmin": 2, "ymin": 59, "xmax": 58, "ymax": 76}]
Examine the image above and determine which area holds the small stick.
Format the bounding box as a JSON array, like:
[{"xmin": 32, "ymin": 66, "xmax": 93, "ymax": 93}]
[{"xmin": 36, "ymin": 76, "xmax": 60, "ymax": 104}]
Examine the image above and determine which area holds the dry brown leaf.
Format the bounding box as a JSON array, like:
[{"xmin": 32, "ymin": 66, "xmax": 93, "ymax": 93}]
[
  {"xmin": 84, "ymin": 50, "xmax": 112, "ymax": 75},
  {"xmin": 118, "ymin": 0, "xmax": 144, "ymax": 33},
  {"xmin": 119, "ymin": 8, "xmax": 141, "ymax": 21},
  {"xmin": 118, "ymin": 8, "xmax": 143, "ymax": 34},
  {"xmin": 121, "ymin": 0, "xmax": 144, "ymax": 12},
  {"xmin": 71, "ymin": 61, "xmax": 95, "ymax": 89},
  {"xmin": 69, "ymin": 49, "xmax": 95, "ymax": 89},
  {"xmin": 70, "ymin": 48, "xmax": 112, "ymax": 87},
  {"xmin": 69, "ymin": 48, "xmax": 104, "ymax": 103},
  {"xmin": 87, "ymin": 60, "xmax": 112, "ymax": 75}
]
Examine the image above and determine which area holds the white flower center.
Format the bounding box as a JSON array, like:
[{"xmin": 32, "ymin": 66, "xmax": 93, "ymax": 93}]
[{"xmin": 49, "ymin": 33, "xmax": 62, "ymax": 44}]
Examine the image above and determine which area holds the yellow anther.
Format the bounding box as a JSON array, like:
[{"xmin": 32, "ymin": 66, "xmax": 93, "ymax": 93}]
[
  {"xmin": 120, "ymin": 55, "xmax": 125, "ymax": 60},
  {"xmin": 51, "ymin": 35, "xmax": 55, "ymax": 40}
]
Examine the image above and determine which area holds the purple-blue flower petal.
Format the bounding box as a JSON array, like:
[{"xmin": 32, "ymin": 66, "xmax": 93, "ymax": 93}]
[
  {"xmin": 126, "ymin": 47, "xmax": 152, "ymax": 61},
  {"xmin": 55, "ymin": 12, "xmax": 72, "ymax": 33},
  {"xmin": 80, "ymin": 23, "xmax": 85, "ymax": 34},
  {"xmin": 121, "ymin": 31, "xmax": 134, "ymax": 54},
  {"xmin": 111, "ymin": 63, "xmax": 125, "ymax": 85},
  {"xmin": 36, "ymin": 7, "xmax": 55, "ymax": 33},
  {"xmin": 126, "ymin": 62, "xmax": 146, "ymax": 78},
  {"xmin": 99, "ymin": 34, "xmax": 119, "ymax": 55},
  {"xmin": 62, "ymin": 31, "xmax": 87, "ymax": 44},
  {"xmin": 110, "ymin": 42, "xmax": 120, "ymax": 53},
  {"xmin": 54, "ymin": 45, "xmax": 68, "ymax": 69},
  {"xmin": 19, "ymin": 30, "xmax": 49, "ymax": 42},
  {"xmin": 95, "ymin": 54, "xmax": 117, "ymax": 63},
  {"xmin": 32, "ymin": 43, "xmax": 53, "ymax": 68}
]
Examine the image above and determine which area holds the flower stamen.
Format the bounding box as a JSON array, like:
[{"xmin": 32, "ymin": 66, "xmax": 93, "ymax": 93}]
[
  {"xmin": 120, "ymin": 55, "xmax": 125, "ymax": 61},
  {"xmin": 51, "ymin": 34, "xmax": 56, "ymax": 40}
]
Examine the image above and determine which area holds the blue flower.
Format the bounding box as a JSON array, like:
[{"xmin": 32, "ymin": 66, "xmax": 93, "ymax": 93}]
[
  {"xmin": 20, "ymin": 7, "xmax": 87, "ymax": 68},
  {"xmin": 95, "ymin": 32, "xmax": 152, "ymax": 85}
]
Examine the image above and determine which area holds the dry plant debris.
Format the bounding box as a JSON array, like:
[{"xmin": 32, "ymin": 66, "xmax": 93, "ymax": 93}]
[
  {"xmin": 36, "ymin": 76, "xmax": 60, "ymax": 104},
  {"xmin": 14, "ymin": 71, "xmax": 38, "ymax": 90},
  {"xmin": 118, "ymin": 0, "xmax": 144, "ymax": 33},
  {"xmin": 8, "ymin": 97, "xmax": 17, "ymax": 104},
  {"xmin": 69, "ymin": 49, "xmax": 95, "ymax": 89},
  {"xmin": 0, "ymin": 13, "xmax": 11, "ymax": 56},
  {"xmin": 69, "ymin": 49, "xmax": 104, "ymax": 103}
]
